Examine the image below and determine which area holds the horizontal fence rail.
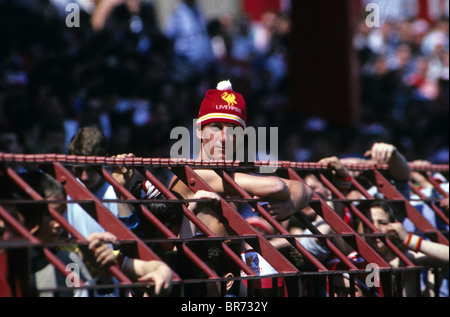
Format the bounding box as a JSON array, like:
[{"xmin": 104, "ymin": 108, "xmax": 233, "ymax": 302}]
[{"xmin": 0, "ymin": 152, "xmax": 448, "ymax": 297}]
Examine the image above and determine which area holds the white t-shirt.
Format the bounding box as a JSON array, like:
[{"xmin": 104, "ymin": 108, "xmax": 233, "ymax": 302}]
[{"xmin": 66, "ymin": 180, "xmax": 119, "ymax": 238}]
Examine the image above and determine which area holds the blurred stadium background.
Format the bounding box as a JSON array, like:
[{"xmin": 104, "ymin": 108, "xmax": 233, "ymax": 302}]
[{"xmin": 0, "ymin": 0, "xmax": 448, "ymax": 164}]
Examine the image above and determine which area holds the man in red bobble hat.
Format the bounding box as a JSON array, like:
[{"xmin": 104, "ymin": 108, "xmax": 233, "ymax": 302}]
[{"xmin": 169, "ymin": 80, "xmax": 313, "ymax": 238}]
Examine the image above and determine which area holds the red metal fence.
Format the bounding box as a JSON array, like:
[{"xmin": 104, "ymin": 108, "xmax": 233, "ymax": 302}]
[{"xmin": 0, "ymin": 153, "xmax": 448, "ymax": 297}]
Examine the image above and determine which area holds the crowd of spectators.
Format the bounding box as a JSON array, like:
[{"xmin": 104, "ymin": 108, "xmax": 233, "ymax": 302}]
[
  {"xmin": 0, "ymin": 0, "xmax": 448, "ymax": 165},
  {"xmin": 353, "ymin": 6, "xmax": 449, "ymax": 164},
  {"xmin": 0, "ymin": 0, "xmax": 448, "ymax": 297}
]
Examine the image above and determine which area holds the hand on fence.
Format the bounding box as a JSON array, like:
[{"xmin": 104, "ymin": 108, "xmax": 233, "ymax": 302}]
[
  {"xmin": 188, "ymin": 190, "xmax": 221, "ymax": 214},
  {"xmin": 318, "ymin": 156, "xmax": 350, "ymax": 180},
  {"xmin": 111, "ymin": 153, "xmax": 135, "ymax": 189},
  {"xmin": 87, "ymin": 232, "xmax": 118, "ymax": 269},
  {"xmin": 383, "ymin": 222, "xmax": 409, "ymax": 245},
  {"xmin": 256, "ymin": 196, "xmax": 295, "ymax": 222},
  {"xmin": 137, "ymin": 261, "xmax": 173, "ymax": 296},
  {"xmin": 364, "ymin": 142, "xmax": 397, "ymax": 164}
]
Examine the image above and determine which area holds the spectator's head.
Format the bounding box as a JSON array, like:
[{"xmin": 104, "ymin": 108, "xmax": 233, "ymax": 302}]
[
  {"xmin": 0, "ymin": 171, "xmax": 66, "ymax": 242},
  {"xmin": 260, "ymin": 11, "xmax": 278, "ymax": 31},
  {"xmin": 67, "ymin": 127, "xmax": 108, "ymax": 192},
  {"xmin": 303, "ymin": 173, "xmax": 331, "ymax": 201},
  {"xmin": 196, "ymin": 80, "xmax": 247, "ymax": 161},
  {"xmin": 298, "ymin": 172, "xmax": 333, "ymax": 222},
  {"xmin": 68, "ymin": 127, "xmax": 108, "ymax": 156},
  {"xmin": 357, "ymin": 200, "xmax": 397, "ymax": 254},
  {"xmin": 395, "ymin": 43, "xmax": 413, "ymax": 67},
  {"xmin": 359, "ymin": 200, "xmax": 396, "ymax": 227},
  {"xmin": 0, "ymin": 127, "xmax": 23, "ymax": 153}
]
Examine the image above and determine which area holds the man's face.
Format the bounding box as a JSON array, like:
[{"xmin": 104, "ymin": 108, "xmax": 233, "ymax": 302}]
[{"xmin": 198, "ymin": 123, "xmax": 243, "ymax": 161}]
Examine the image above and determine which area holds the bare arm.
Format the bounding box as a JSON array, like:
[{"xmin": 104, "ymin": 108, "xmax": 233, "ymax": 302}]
[
  {"xmin": 385, "ymin": 223, "xmax": 449, "ymax": 265},
  {"xmin": 254, "ymin": 178, "xmax": 312, "ymax": 221},
  {"xmin": 413, "ymin": 239, "xmax": 449, "ymax": 265},
  {"xmin": 170, "ymin": 169, "xmax": 312, "ymax": 222},
  {"xmin": 87, "ymin": 232, "xmax": 173, "ymax": 296},
  {"xmin": 199, "ymin": 170, "xmax": 313, "ymax": 221},
  {"xmin": 170, "ymin": 169, "xmax": 289, "ymax": 200},
  {"xmin": 280, "ymin": 178, "xmax": 313, "ymax": 217},
  {"xmin": 233, "ymin": 172, "xmax": 290, "ymax": 200}
]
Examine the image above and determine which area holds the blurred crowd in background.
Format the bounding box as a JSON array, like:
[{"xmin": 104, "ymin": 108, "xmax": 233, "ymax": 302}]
[{"xmin": 0, "ymin": 0, "xmax": 448, "ymax": 165}]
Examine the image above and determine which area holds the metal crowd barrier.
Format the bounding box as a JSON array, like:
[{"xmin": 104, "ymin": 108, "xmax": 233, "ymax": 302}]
[{"xmin": 0, "ymin": 153, "xmax": 448, "ymax": 297}]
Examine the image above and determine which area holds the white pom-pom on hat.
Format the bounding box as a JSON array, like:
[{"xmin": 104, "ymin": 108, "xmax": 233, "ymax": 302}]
[{"xmin": 216, "ymin": 80, "xmax": 233, "ymax": 91}]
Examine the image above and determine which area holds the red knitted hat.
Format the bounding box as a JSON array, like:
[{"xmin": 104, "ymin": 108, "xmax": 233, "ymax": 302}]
[{"xmin": 197, "ymin": 80, "xmax": 247, "ymax": 129}]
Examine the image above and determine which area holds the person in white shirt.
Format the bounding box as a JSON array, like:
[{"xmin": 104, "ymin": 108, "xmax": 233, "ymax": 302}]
[{"xmin": 65, "ymin": 127, "xmax": 136, "ymax": 238}]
